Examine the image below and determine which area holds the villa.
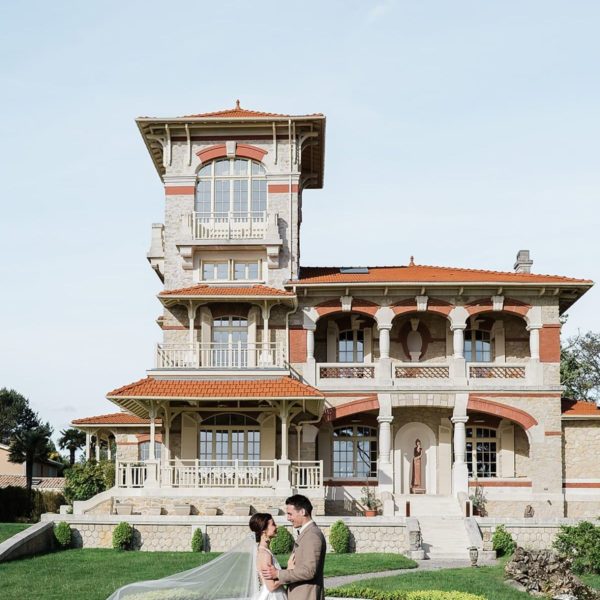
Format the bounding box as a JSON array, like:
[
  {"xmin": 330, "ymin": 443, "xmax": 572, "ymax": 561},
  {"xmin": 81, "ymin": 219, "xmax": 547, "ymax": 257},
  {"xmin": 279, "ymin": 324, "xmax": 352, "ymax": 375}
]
[{"xmin": 72, "ymin": 102, "xmax": 599, "ymax": 521}]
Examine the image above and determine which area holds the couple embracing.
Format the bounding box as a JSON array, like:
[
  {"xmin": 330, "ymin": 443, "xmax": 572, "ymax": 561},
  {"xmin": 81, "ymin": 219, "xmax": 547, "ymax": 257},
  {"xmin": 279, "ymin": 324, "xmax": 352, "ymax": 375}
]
[{"xmin": 250, "ymin": 494, "xmax": 326, "ymax": 600}]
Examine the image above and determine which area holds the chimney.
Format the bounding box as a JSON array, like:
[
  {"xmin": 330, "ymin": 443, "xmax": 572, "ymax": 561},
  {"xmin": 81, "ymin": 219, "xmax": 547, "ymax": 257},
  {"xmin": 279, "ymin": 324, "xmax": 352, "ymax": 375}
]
[{"xmin": 514, "ymin": 250, "xmax": 533, "ymax": 274}]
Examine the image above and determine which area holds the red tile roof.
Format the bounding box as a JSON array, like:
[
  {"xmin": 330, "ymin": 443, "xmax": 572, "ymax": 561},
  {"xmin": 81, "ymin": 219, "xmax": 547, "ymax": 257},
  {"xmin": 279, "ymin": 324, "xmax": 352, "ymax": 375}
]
[
  {"xmin": 294, "ymin": 264, "xmax": 593, "ymax": 285},
  {"xmin": 179, "ymin": 101, "xmax": 323, "ymax": 120},
  {"xmin": 72, "ymin": 412, "xmax": 158, "ymax": 425},
  {"xmin": 561, "ymin": 399, "xmax": 600, "ymax": 416},
  {"xmin": 160, "ymin": 284, "xmax": 295, "ymax": 297},
  {"xmin": 107, "ymin": 377, "xmax": 323, "ymax": 399},
  {"xmin": 0, "ymin": 475, "xmax": 65, "ymax": 490}
]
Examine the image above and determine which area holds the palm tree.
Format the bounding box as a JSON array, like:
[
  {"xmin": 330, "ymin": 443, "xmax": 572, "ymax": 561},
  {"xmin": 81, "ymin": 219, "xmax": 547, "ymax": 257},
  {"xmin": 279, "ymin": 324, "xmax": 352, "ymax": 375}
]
[
  {"xmin": 9, "ymin": 423, "xmax": 53, "ymax": 498},
  {"xmin": 58, "ymin": 428, "xmax": 87, "ymax": 465}
]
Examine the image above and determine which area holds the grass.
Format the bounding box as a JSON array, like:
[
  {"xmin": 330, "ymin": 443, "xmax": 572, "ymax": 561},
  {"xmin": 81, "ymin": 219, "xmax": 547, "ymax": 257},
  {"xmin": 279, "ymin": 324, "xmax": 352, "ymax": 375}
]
[
  {"xmin": 581, "ymin": 574, "xmax": 600, "ymax": 589},
  {"xmin": 0, "ymin": 549, "xmax": 416, "ymax": 600},
  {"xmin": 0, "ymin": 523, "xmax": 31, "ymax": 544}
]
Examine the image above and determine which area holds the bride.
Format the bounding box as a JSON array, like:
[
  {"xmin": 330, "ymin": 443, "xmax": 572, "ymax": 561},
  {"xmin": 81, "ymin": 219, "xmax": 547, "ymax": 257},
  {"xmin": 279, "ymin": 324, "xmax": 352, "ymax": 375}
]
[{"xmin": 249, "ymin": 513, "xmax": 294, "ymax": 600}]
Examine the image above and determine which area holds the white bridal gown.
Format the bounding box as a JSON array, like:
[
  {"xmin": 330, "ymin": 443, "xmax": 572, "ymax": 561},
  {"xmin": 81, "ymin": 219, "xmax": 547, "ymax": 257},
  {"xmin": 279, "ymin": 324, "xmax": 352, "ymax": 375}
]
[{"xmin": 255, "ymin": 548, "xmax": 288, "ymax": 600}]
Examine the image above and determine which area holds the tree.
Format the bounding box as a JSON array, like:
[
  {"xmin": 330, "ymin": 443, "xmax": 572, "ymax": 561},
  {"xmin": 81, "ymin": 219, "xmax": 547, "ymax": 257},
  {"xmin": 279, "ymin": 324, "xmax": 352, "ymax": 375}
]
[
  {"xmin": 561, "ymin": 331, "xmax": 600, "ymax": 402},
  {"xmin": 9, "ymin": 422, "xmax": 54, "ymax": 498},
  {"xmin": 0, "ymin": 388, "xmax": 38, "ymax": 444},
  {"xmin": 58, "ymin": 428, "xmax": 87, "ymax": 465}
]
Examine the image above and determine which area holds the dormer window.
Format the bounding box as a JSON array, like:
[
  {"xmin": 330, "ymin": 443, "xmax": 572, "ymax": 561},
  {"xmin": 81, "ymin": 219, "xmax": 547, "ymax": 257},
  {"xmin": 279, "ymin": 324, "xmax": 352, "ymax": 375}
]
[{"xmin": 196, "ymin": 158, "xmax": 267, "ymax": 217}]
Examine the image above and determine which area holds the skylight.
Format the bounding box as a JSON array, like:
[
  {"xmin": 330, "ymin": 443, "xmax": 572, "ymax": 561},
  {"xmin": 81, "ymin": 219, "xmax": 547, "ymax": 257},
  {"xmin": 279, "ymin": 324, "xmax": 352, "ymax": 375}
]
[{"xmin": 339, "ymin": 267, "xmax": 369, "ymax": 274}]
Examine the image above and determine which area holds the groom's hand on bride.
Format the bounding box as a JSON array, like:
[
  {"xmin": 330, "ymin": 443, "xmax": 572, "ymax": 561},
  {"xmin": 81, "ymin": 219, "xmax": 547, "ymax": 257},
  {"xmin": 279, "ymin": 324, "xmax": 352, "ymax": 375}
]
[{"xmin": 261, "ymin": 564, "xmax": 279, "ymax": 580}]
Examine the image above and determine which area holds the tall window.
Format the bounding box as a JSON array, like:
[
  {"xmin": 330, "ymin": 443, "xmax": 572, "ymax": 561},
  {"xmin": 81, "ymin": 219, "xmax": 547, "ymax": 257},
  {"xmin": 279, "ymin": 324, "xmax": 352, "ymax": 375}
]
[
  {"xmin": 464, "ymin": 329, "xmax": 492, "ymax": 362},
  {"xmin": 338, "ymin": 330, "xmax": 364, "ymax": 362},
  {"xmin": 332, "ymin": 425, "xmax": 377, "ymax": 478},
  {"xmin": 195, "ymin": 159, "xmax": 267, "ymax": 216},
  {"xmin": 199, "ymin": 414, "xmax": 260, "ymax": 463},
  {"xmin": 138, "ymin": 441, "xmax": 162, "ymax": 461},
  {"xmin": 212, "ymin": 316, "xmax": 248, "ymax": 367},
  {"xmin": 466, "ymin": 427, "xmax": 497, "ymax": 478}
]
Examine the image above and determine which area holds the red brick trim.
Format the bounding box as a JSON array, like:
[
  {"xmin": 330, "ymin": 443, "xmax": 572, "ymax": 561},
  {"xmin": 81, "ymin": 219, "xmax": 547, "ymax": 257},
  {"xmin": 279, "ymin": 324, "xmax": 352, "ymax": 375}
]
[
  {"xmin": 324, "ymin": 397, "xmax": 380, "ymax": 421},
  {"xmin": 468, "ymin": 480, "xmax": 532, "ymax": 488},
  {"xmin": 466, "ymin": 297, "xmax": 530, "ymax": 318},
  {"xmin": 165, "ymin": 186, "xmax": 195, "ymax": 196},
  {"xmin": 392, "ymin": 298, "xmax": 453, "ymax": 317},
  {"xmin": 196, "ymin": 144, "xmax": 227, "ymax": 163},
  {"xmin": 315, "ymin": 298, "xmax": 379, "ymax": 318},
  {"xmin": 468, "ymin": 396, "xmax": 538, "ymax": 430},
  {"xmin": 289, "ymin": 329, "xmax": 307, "ymax": 363},
  {"xmin": 473, "ymin": 392, "xmax": 561, "ymax": 398},
  {"xmin": 540, "ymin": 324, "xmax": 561, "ymax": 363},
  {"xmin": 268, "ymin": 184, "xmax": 299, "ymax": 193},
  {"xmin": 545, "ymin": 431, "xmax": 562, "ymax": 436},
  {"xmin": 236, "ymin": 144, "xmax": 267, "ymax": 161},
  {"xmin": 136, "ymin": 433, "xmax": 163, "ymax": 443},
  {"xmin": 563, "ymin": 482, "xmax": 600, "ymax": 488}
]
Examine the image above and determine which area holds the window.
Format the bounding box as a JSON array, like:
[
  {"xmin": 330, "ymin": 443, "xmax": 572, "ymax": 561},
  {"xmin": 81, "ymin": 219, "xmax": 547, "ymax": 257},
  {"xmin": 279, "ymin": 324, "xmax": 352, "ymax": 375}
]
[
  {"xmin": 338, "ymin": 330, "xmax": 364, "ymax": 362},
  {"xmin": 464, "ymin": 329, "xmax": 492, "ymax": 362},
  {"xmin": 199, "ymin": 414, "xmax": 260, "ymax": 463},
  {"xmin": 233, "ymin": 261, "xmax": 260, "ymax": 280},
  {"xmin": 138, "ymin": 441, "xmax": 162, "ymax": 461},
  {"xmin": 332, "ymin": 425, "xmax": 377, "ymax": 478},
  {"xmin": 195, "ymin": 158, "xmax": 267, "ymax": 216},
  {"xmin": 466, "ymin": 427, "xmax": 497, "ymax": 478},
  {"xmin": 212, "ymin": 316, "xmax": 248, "ymax": 367},
  {"xmin": 202, "ymin": 262, "xmax": 229, "ymax": 281}
]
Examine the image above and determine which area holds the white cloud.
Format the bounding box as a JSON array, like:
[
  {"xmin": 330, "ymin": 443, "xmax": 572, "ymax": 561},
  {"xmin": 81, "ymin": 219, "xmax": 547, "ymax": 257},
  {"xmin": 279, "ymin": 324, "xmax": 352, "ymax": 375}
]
[{"xmin": 367, "ymin": 0, "xmax": 396, "ymax": 22}]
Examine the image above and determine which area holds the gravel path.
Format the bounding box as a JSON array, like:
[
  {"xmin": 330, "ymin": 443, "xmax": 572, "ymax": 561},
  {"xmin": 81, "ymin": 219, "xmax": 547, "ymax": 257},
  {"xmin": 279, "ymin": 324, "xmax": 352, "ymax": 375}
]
[{"xmin": 324, "ymin": 558, "xmax": 498, "ymax": 588}]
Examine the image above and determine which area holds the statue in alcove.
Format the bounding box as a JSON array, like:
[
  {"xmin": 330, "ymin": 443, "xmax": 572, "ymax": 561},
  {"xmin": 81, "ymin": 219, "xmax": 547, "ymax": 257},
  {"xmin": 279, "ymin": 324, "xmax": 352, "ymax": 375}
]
[{"xmin": 410, "ymin": 438, "xmax": 426, "ymax": 494}]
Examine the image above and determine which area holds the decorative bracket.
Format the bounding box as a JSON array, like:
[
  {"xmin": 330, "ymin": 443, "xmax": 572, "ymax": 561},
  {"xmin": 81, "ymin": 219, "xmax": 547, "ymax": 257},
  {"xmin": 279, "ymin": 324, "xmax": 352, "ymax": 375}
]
[
  {"xmin": 340, "ymin": 295, "xmax": 353, "ymax": 312},
  {"xmin": 416, "ymin": 295, "xmax": 428, "ymax": 312}
]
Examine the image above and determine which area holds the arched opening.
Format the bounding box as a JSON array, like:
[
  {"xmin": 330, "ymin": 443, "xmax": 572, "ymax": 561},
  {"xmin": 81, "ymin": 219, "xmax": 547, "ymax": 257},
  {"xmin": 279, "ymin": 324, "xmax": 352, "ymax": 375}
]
[
  {"xmin": 394, "ymin": 422, "xmax": 438, "ymax": 495},
  {"xmin": 390, "ymin": 312, "xmax": 451, "ymax": 363}
]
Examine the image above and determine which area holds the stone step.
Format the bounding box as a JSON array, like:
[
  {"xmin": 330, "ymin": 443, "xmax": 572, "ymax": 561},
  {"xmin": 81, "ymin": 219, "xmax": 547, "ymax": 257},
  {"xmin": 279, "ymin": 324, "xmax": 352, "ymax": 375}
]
[{"xmin": 419, "ymin": 515, "xmax": 472, "ymax": 560}]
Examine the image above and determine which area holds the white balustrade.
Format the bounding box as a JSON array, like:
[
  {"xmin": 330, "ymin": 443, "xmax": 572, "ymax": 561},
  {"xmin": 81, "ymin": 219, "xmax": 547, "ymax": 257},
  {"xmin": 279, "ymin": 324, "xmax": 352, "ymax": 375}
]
[
  {"xmin": 467, "ymin": 363, "xmax": 527, "ymax": 379},
  {"xmin": 188, "ymin": 211, "xmax": 268, "ymax": 240},
  {"xmin": 394, "ymin": 363, "xmax": 451, "ymax": 379},
  {"xmin": 155, "ymin": 342, "xmax": 285, "ymax": 369},
  {"xmin": 291, "ymin": 461, "xmax": 323, "ymax": 489},
  {"xmin": 117, "ymin": 462, "xmax": 149, "ymax": 488}
]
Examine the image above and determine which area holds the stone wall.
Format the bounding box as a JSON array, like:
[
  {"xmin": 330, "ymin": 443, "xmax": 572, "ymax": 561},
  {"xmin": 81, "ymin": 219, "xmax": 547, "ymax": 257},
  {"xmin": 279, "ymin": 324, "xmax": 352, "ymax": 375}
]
[
  {"xmin": 42, "ymin": 514, "xmax": 408, "ymax": 554},
  {"xmin": 563, "ymin": 421, "xmax": 600, "ymax": 479}
]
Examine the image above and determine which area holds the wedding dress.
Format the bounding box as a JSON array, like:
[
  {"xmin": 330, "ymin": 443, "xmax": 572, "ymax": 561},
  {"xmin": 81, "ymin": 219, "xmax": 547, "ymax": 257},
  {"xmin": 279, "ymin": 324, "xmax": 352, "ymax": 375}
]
[{"xmin": 254, "ymin": 548, "xmax": 287, "ymax": 600}]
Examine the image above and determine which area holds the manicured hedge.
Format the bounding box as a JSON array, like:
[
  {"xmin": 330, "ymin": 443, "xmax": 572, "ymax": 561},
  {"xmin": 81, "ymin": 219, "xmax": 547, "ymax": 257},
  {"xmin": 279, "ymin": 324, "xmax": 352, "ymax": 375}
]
[
  {"xmin": 326, "ymin": 588, "xmax": 486, "ymax": 600},
  {"xmin": 0, "ymin": 487, "xmax": 65, "ymax": 522}
]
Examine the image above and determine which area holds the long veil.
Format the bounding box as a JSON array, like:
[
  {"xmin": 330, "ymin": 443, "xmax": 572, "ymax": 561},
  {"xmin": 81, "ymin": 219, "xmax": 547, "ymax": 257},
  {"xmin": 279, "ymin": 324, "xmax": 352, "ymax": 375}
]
[{"xmin": 106, "ymin": 534, "xmax": 260, "ymax": 600}]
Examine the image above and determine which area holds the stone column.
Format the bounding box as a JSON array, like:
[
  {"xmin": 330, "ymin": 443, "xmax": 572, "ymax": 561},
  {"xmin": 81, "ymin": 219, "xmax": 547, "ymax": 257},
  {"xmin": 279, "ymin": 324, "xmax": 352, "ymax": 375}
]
[
  {"xmin": 261, "ymin": 304, "xmax": 272, "ymax": 365},
  {"xmin": 379, "ymin": 327, "xmax": 391, "ymax": 359},
  {"xmin": 528, "ymin": 325, "xmax": 540, "ymax": 360},
  {"xmin": 452, "ymin": 325, "xmax": 466, "ymax": 358},
  {"xmin": 85, "ymin": 432, "xmax": 91, "ymax": 461},
  {"xmin": 145, "ymin": 404, "xmax": 159, "ymax": 488},
  {"xmin": 276, "ymin": 402, "xmax": 292, "ymax": 492},
  {"xmin": 94, "ymin": 432, "xmax": 101, "ymax": 462},
  {"xmin": 305, "ymin": 326, "xmax": 317, "ymax": 386},
  {"xmin": 306, "ymin": 328, "xmax": 315, "ymax": 361},
  {"xmin": 451, "ymin": 416, "xmax": 469, "ymax": 496}
]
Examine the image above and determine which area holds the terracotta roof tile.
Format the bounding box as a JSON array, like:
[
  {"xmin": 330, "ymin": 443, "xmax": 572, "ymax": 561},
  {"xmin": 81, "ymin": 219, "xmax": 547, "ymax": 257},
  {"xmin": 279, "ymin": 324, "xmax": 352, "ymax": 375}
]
[
  {"xmin": 293, "ymin": 264, "xmax": 593, "ymax": 285},
  {"xmin": 71, "ymin": 412, "xmax": 158, "ymax": 425},
  {"xmin": 561, "ymin": 399, "xmax": 600, "ymax": 416},
  {"xmin": 160, "ymin": 284, "xmax": 295, "ymax": 297},
  {"xmin": 179, "ymin": 101, "xmax": 322, "ymax": 120},
  {"xmin": 0, "ymin": 475, "xmax": 65, "ymax": 490},
  {"xmin": 107, "ymin": 377, "xmax": 323, "ymax": 399}
]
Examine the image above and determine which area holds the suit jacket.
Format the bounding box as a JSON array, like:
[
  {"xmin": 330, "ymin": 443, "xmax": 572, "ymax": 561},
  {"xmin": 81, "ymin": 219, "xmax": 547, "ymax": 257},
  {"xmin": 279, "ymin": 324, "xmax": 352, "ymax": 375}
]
[{"xmin": 277, "ymin": 521, "xmax": 326, "ymax": 600}]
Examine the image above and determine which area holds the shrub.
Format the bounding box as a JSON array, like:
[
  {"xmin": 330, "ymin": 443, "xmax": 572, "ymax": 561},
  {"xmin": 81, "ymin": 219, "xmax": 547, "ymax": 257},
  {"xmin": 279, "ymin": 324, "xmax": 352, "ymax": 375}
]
[
  {"xmin": 0, "ymin": 487, "xmax": 66, "ymax": 522},
  {"xmin": 64, "ymin": 461, "xmax": 111, "ymax": 503},
  {"xmin": 326, "ymin": 589, "xmax": 485, "ymax": 600},
  {"xmin": 101, "ymin": 460, "xmax": 116, "ymax": 489},
  {"xmin": 191, "ymin": 528, "xmax": 203, "ymax": 552},
  {"xmin": 112, "ymin": 521, "xmax": 134, "ymax": 551},
  {"xmin": 31, "ymin": 490, "xmax": 65, "ymax": 521},
  {"xmin": 554, "ymin": 521, "xmax": 600, "ymax": 574},
  {"xmin": 54, "ymin": 521, "xmax": 72, "ymax": 549},
  {"xmin": 492, "ymin": 524, "xmax": 516, "ymax": 557},
  {"xmin": 269, "ymin": 526, "xmax": 294, "ymax": 554},
  {"xmin": 329, "ymin": 520, "xmax": 351, "ymax": 553}
]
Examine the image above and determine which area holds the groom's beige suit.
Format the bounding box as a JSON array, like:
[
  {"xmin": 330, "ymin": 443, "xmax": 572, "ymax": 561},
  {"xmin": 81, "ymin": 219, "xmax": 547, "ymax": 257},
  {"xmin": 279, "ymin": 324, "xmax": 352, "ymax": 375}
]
[{"xmin": 277, "ymin": 521, "xmax": 326, "ymax": 600}]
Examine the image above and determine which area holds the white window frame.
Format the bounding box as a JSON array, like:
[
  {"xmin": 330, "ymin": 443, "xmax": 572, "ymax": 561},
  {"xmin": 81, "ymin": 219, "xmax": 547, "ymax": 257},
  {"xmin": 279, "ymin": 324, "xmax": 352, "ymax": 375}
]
[
  {"xmin": 466, "ymin": 426, "xmax": 498, "ymax": 478},
  {"xmin": 201, "ymin": 260, "xmax": 230, "ymax": 281},
  {"xmin": 338, "ymin": 329, "xmax": 365, "ymax": 363},
  {"xmin": 138, "ymin": 441, "xmax": 162, "ymax": 461},
  {"xmin": 332, "ymin": 425, "xmax": 378, "ymax": 479},
  {"xmin": 464, "ymin": 328, "xmax": 492, "ymax": 362},
  {"xmin": 199, "ymin": 414, "xmax": 261, "ymax": 463},
  {"xmin": 196, "ymin": 158, "xmax": 267, "ymax": 216},
  {"xmin": 233, "ymin": 260, "xmax": 261, "ymax": 281}
]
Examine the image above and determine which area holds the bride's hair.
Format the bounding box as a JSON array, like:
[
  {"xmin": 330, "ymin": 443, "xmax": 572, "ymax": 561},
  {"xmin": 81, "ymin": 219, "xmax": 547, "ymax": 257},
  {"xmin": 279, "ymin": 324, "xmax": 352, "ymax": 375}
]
[{"xmin": 249, "ymin": 512, "xmax": 272, "ymax": 542}]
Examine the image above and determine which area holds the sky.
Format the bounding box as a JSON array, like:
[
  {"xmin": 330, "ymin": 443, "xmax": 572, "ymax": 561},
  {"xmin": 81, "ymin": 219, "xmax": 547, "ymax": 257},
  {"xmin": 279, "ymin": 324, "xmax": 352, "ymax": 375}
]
[{"xmin": 0, "ymin": 1, "xmax": 599, "ymax": 444}]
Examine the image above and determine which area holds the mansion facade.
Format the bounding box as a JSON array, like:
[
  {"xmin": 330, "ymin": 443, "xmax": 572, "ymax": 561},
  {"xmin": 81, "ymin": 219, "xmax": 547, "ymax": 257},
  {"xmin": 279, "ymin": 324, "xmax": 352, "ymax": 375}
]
[{"xmin": 72, "ymin": 102, "xmax": 598, "ymax": 519}]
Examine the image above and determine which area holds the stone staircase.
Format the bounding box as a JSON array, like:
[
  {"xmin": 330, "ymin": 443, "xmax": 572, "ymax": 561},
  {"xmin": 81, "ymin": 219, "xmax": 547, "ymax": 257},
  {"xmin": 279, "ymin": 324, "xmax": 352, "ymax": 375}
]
[{"xmin": 406, "ymin": 495, "xmax": 472, "ymax": 560}]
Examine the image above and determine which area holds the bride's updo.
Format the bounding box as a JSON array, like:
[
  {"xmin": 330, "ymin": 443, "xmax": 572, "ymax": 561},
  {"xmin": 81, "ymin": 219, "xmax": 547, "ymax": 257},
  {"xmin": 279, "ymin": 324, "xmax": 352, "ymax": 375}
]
[{"xmin": 249, "ymin": 512, "xmax": 272, "ymax": 543}]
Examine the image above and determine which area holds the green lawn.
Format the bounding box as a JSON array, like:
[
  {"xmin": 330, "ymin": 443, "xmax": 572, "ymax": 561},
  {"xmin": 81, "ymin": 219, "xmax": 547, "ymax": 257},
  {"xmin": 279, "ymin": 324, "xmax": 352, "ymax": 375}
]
[
  {"xmin": 0, "ymin": 523, "xmax": 31, "ymax": 544},
  {"xmin": 581, "ymin": 574, "xmax": 600, "ymax": 589},
  {"xmin": 0, "ymin": 549, "xmax": 416, "ymax": 600}
]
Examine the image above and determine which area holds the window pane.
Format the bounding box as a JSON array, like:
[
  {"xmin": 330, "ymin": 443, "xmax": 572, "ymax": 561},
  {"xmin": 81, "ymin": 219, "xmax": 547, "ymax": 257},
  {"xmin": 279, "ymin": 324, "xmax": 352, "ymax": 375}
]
[
  {"xmin": 247, "ymin": 262, "xmax": 259, "ymax": 279},
  {"xmin": 333, "ymin": 440, "xmax": 353, "ymax": 477},
  {"xmin": 216, "ymin": 263, "xmax": 228, "ymax": 279},
  {"xmin": 233, "ymin": 180, "xmax": 248, "ymax": 213},
  {"xmin": 139, "ymin": 441, "xmax": 149, "ymax": 461},
  {"xmin": 198, "ymin": 164, "xmax": 211, "ymax": 176},
  {"xmin": 233, "ymin": 159, "xmax": 248, "ymax": 175},
  {"xmin": 215, "ymin": 180, "xmax": 230, "ymax": 215},
  {"xmin": 234, "ymin": 262, "xmax": 247, "ymax": 280},
  {"xmin": 195, "ymin": 181, "xmax": 211, "ymax": 213},
  {"xmin": 251, "ymin": 179, "xmax": 267, "ymax": 212},
  {"xmin": 215, "ymin": 159, "xmax": 230, "ymax": 176},
  {"xmin": 251, "ymin": 162, "xmax": 266, "ymax": 176},
  {"xmin": 203, "ymin": 263, "xmax": 215, "ymax": 280}
]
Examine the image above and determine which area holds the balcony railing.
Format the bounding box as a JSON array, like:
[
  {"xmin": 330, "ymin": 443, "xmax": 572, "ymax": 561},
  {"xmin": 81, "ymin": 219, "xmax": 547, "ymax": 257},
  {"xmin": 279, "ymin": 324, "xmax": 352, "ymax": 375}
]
[
  {"xmin": 394, "ymin": 363, "xmax": 450, "ymax": 379},
  {"xmin": 116, "ymin": 460, "xmax": 323, "ymax": 490},
  {"xmin": 318, "ymin": 363, "xmax": 376, "ymax": 380},
  {"xmin": 155, "ymin": 342, "xmax": 285, "ymax": 369},
  {"xmin": 187, "ymin": 211, "xmax": 269, "ymax": 240},
  {"xmin": 468, "ymin": 363, "xmax": 527, "ymax": 379}
]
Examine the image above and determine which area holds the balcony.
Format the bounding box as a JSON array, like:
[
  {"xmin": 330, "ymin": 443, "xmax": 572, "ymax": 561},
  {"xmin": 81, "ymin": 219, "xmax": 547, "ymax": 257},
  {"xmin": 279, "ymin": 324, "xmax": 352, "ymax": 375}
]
[
  {"xmin": 186, "ymin": 211, "xmax": 277, "ymax": 241},
  {"xmin": 394, "ymin": 363, "xmax": 451, "ymax": 380},
  {"xmin": 155, "ymin": 342, "xmax": 286, "ymax": 369},
  {"xmin": 116, "ymin": 459, "xmax": 323, "ymax": 490}
]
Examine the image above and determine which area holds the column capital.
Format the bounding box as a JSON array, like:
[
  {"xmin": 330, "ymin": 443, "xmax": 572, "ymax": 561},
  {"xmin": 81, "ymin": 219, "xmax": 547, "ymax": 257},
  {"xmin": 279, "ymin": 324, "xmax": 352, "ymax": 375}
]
[
  {"xmin": 526, "ymin": 324, "xmax": 542, "ymax": 331},
  {"xmin": 377, "ymin": 323, "xmax": 392, "ymax": 331},
  {"xmin": 377, "ymin": 415, "xmax": 394, "ymax": 424},
  {"xmin": 450, "ymin": 324, "xmax": 467, "ymax": 332},
  {"xmin": 451, "ymin": 416, "xmax": 469, "ymax": 425}
]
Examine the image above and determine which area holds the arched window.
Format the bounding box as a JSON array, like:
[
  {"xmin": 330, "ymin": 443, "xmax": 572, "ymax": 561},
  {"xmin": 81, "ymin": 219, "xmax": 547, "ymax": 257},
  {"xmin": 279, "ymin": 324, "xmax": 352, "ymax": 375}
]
[
  {"xmin": 199, "ymin": 414, "xmax": 260, "ymax": 463},
  {"xmin": 338, "ymin": 330, "xmax": 364, "ymax": 362},
  {"xmin": 138, "ymin": 441, "xmax": 162, "ymax": 461},
  {"xmin": 464, "ymin": 329, "xmax": 492, "ymax": 362},
  {"xmin": 332, "ymin": 425, "xmax": 377, "ymax": 478},
  {"xmin": 196, "ymin": 158, "xmax": 267, "ymax": 217},
  {"xmin": 466, "ymin": 427, "xmax": 497, "ymax": 477}
]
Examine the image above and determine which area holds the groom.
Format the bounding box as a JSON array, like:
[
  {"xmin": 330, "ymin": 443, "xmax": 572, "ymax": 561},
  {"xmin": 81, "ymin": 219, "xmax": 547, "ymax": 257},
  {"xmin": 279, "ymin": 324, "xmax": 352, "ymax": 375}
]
[{"xmin": 261, "ymin": 494, "xmax": 326, "ymax": 600}]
